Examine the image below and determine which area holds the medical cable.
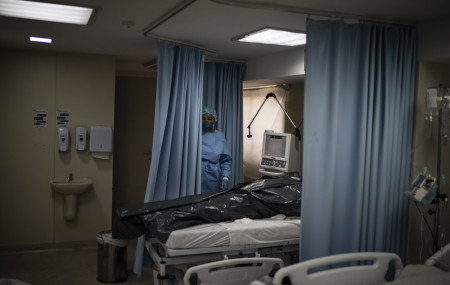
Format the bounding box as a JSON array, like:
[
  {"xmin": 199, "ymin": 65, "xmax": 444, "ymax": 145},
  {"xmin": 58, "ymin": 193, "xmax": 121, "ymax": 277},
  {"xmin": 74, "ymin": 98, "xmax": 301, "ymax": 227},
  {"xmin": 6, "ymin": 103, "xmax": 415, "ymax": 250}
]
[
  {"xmin": 420, "ymin": 214, "xmax": 423, "ymax": 264},
  {"xmin": 415, "ymin": 202, "xmax": 438, "ymax": 252}
]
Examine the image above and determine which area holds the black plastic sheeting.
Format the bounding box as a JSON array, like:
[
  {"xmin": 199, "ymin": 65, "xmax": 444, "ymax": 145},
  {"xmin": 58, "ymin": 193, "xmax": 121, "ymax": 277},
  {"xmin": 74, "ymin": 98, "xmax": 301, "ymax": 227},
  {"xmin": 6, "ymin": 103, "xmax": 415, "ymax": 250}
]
[{"xmin": 112, "ymin": 176, "xmax": 302, "ymax": 243}]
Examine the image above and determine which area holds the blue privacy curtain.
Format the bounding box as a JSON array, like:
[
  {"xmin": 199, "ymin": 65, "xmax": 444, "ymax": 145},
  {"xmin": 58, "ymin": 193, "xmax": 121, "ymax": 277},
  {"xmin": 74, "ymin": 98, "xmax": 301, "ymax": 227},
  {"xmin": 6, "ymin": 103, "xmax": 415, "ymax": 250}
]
[
  {"xmin": 133, "ymin": 41, "xmax": 204, "ymax": 277},
  {"xmin": 203, "ymin": 62, "xmax": 244, "ymax": 187},
  {"xmin": 301, "ymin": 20, "xmax": 417, "ymax": 262}
]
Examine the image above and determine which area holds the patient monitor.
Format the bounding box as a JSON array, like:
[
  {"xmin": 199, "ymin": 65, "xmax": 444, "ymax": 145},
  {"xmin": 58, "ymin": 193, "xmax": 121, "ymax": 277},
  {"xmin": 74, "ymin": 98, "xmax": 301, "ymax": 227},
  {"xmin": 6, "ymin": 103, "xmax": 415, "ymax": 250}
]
[
  {"xmin": 407, "ymin": 173, "xmax": 438, "ymax": 205},
  {"xmin": 259, "ymin": 130, "xmax": 299, "ymax": 177}
]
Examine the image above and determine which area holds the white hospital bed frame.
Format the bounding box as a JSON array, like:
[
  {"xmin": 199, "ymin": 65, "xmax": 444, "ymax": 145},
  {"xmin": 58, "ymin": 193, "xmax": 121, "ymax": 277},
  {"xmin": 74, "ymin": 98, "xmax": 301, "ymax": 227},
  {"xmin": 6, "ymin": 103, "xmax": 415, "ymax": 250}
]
[
  {"xmin": 146, "ymin": 238, "xmax": 299, "ymax": 284},
  {"xmin": 248, "ymin": 252, "xmax": 403, "ymax": 285},
  {"xmin": 183, "ymin": 257, "xmax": 284, "ymax": 285}
]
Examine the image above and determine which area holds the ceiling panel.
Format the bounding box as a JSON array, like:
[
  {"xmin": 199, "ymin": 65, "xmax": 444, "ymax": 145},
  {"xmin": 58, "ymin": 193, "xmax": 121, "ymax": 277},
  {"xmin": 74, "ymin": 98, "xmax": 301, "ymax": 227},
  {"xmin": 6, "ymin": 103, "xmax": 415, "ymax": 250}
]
[{"xmin": 0, "ymin": 0, "xmax": 449, "ymax": 76}]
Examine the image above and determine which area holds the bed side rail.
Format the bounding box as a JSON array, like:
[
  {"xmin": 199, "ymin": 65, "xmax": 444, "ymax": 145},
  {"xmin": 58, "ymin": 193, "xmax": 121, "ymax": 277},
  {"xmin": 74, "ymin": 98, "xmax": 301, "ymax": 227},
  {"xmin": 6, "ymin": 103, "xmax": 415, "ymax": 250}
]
[
  {"xmin": 183, "ymin": 257, "xmax": 283, "ymax": 285},
  {"xmin": 271, "ymin": 252, "xmax": 403, "ymax": 285}
]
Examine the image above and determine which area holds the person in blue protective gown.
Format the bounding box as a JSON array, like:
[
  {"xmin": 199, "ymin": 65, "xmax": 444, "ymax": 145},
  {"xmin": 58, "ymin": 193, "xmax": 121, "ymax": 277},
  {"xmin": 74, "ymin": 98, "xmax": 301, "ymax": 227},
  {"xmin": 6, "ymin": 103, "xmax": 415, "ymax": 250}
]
[{"xmin": 201, "ymin": 106, "xmax": 232, "ymax": 194}]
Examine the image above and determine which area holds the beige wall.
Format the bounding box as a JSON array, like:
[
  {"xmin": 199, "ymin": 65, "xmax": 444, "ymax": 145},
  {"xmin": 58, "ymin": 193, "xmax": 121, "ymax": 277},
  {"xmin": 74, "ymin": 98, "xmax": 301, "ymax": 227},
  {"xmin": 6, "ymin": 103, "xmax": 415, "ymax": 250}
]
[
  {"xmin": 245, "ymin": 48, "xmax": 305, "ymax": 82},
  {"xmin": 0, "ymin": 49, "xmax": 115, "ymax": 246},
  {"xmin": 406, "ymin": 62, "xmax": 450, "ymax": 264},
  {"xmin": 285, "ymin": 82, "xmax": 304, "ymax": 175}
]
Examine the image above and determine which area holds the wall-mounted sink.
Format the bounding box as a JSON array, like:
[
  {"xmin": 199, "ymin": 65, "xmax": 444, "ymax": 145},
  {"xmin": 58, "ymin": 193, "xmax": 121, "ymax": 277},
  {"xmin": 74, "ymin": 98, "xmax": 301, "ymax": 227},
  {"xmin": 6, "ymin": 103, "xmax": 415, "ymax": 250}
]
[
  {"xmin": 51, "ymin": 177, "xmax": 93, "ymax": 221},
  {"xmin": 51, "ymin": 177, "xmax": 93, "ymax": 195}
]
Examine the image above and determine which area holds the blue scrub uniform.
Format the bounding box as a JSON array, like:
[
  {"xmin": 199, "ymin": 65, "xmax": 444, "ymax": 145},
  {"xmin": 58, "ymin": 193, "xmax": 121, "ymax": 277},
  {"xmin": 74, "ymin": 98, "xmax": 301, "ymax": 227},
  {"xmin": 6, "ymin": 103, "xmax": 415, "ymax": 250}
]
[{"xmin": 201, "ymin": 130, "xmax": 232, "ymax": 194}]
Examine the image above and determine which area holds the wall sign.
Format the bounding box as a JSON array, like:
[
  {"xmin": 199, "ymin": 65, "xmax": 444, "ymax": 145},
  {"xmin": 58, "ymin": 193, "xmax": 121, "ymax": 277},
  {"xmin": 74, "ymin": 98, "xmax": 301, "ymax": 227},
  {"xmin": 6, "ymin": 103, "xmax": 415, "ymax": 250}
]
[
  {"xmin": 56, "ymin": 109, "xmax": 70, "ymax": 127},
  {"xmin": 33, "ymin": 109, "xmax": 47, "ymax": 128}
]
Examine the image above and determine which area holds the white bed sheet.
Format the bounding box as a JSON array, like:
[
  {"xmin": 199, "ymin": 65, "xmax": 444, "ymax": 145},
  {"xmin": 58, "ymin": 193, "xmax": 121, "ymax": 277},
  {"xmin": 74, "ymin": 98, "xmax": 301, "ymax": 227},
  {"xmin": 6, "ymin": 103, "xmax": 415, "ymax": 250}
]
[{"xmin": 164, "ymin": 214, "xmax": 300, "ymax": 249}]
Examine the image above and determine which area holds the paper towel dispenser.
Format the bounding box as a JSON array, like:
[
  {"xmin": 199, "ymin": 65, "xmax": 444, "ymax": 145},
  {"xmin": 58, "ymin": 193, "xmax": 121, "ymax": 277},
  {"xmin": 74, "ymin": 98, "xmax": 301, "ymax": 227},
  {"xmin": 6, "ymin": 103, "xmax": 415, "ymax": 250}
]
[{"xmin": 89, "ymin": 126, "xmax": 112, "ymax": 153}]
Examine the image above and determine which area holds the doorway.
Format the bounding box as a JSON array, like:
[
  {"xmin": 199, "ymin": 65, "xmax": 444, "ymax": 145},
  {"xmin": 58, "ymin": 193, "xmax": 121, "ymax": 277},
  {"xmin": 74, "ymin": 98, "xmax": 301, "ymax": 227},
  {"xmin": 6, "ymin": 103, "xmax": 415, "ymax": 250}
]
[{"xmin": 113, "ymin": 76, "xmax": 157, "ymax": 217}]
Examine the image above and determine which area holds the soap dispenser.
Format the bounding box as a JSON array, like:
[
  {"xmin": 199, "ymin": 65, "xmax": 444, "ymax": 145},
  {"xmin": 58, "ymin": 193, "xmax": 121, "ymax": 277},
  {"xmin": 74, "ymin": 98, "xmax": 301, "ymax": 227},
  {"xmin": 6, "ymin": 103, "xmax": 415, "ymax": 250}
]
[
  {"xmin": 76, "ymin": 126, "xmax": 87, "ymax": 151},
  {"xmin": 58, "ymin": 127, "xmax": 69, "ymax": 151}
]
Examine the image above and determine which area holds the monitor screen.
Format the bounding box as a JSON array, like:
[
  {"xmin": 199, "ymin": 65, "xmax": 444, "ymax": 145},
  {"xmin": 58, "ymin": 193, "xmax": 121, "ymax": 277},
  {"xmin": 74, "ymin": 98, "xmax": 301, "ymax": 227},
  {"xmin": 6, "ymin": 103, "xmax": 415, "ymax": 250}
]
[{"xmin": 263, "ymin": 134, "xmax": 287, "ymax": 158}]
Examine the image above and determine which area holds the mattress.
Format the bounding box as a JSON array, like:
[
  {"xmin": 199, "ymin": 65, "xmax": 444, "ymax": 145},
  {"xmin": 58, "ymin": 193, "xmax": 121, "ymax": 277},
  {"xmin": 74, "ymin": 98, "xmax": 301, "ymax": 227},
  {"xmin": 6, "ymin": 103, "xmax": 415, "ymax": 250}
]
[{"xmin": 164, "ymin": 214, "xmax": 300, "ymax": 249}]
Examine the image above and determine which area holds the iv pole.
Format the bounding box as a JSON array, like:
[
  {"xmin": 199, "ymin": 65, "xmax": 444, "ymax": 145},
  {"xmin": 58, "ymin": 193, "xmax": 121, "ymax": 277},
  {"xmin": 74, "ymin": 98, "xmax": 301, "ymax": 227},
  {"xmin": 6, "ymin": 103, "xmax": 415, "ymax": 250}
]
[{"xmin": 247, "ymin": 93, "xmax": 302, "ymax": 140}]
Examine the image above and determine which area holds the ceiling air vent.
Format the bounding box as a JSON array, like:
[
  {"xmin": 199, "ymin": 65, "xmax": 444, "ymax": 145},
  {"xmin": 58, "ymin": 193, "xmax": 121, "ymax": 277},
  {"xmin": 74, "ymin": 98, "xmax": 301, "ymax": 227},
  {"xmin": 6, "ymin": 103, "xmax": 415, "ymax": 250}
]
[{"xmin": 143, "ymin": 59, "xmax": 157, "ymax": 71}]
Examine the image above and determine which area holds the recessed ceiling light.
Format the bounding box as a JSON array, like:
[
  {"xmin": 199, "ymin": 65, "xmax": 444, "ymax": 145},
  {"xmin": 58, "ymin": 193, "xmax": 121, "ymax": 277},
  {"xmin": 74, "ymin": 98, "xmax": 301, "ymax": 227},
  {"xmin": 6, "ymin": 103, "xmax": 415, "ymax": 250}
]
[
  {"xmin": 0, "ymin": 0, "xmax": 93, "ymax": 25},
  {"xmin": 29, "ymin": 36, "xmax": 52, "ymax": 43},
  {"xmin": 233, "ymin": 28, "xmax": 306, "ymax": 46}
]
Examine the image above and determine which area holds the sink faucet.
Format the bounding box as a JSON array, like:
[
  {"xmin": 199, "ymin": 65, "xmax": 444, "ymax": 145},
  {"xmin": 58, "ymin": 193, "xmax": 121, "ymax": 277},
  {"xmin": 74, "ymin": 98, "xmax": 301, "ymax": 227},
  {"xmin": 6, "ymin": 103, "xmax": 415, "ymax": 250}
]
[{"xmin": 68, "ymin": 173, "xmax": 73, "ymax": 182}]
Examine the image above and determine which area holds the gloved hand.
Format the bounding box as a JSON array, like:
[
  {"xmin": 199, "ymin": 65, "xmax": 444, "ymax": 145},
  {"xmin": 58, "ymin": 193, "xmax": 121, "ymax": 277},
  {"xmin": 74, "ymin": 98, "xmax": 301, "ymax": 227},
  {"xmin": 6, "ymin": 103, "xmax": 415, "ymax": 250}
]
[{"xmin": 221, "ymin": 177, "xmax": 229, "ymax": 191}]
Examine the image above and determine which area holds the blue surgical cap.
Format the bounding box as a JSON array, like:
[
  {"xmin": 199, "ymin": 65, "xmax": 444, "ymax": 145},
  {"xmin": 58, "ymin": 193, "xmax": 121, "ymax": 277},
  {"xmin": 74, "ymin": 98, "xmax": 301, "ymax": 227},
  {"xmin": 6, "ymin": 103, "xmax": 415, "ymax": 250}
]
[{"xmin": 202, "ymin": 106, "xmax": 217, "ymax": 120}]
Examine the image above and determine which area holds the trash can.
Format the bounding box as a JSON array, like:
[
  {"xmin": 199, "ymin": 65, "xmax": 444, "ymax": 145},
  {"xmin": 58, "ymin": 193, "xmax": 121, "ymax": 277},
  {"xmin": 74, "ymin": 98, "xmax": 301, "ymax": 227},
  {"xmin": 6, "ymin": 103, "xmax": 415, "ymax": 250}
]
[{"xmin": 96, "ymin": 230, "xmax": 128, "ymax": 283}]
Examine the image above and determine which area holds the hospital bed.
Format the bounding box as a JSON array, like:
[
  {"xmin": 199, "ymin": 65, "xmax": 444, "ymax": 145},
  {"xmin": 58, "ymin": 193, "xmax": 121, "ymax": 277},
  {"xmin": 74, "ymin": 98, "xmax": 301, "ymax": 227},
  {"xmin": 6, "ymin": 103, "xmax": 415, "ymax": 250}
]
[
  {"xmin": 249, "ymin": 244, "xmax": 450, "ymax": 285},
  {"xmin": 147, "ymin": 215, "xmax": 300, "ymax": 284},
  {"xmin": 112, "ymin": 176, "xmax": 302, "ymax": 283}
]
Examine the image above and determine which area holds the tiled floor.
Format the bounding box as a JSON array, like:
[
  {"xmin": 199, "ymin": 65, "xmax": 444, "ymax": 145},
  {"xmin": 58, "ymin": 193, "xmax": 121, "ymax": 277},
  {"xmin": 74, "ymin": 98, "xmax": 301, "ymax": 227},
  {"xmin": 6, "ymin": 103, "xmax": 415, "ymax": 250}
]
[{"xmin": 0, "ymin": 240, "xmax": 154, "ymax": 285}]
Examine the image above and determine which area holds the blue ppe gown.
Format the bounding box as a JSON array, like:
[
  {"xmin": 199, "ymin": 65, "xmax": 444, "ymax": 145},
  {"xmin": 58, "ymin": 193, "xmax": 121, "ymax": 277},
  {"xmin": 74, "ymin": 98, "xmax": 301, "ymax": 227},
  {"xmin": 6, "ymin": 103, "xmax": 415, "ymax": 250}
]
[{"xmin": 201, "ymin": 130, "xmax": 232, "ymax": 194}]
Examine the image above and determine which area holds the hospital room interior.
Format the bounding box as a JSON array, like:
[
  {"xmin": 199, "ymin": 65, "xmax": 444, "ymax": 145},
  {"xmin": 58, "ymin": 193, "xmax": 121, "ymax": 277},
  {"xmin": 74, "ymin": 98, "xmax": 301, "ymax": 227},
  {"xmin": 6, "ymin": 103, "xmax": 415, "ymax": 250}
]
[{"xmin": 1, "ymin": 0, "xmax": 450, "ymax": 284}]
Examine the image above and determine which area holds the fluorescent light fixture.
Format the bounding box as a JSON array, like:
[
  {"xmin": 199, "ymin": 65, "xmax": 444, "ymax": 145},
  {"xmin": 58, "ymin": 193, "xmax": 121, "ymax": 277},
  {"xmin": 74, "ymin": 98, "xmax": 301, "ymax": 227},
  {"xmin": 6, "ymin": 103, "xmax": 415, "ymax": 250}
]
[
  {"xmin": 243, "ymin": 85, "xmax": 278, "ymax": 90},
  {"xmin": 29, "ymin": 36, "xmax": 52, "ymax": 43},
  {"xmin": 234, "ymin": 28, "xmax": 306, "ymax": 46},
  {"xmin": 0, "ymin": 0, "xmax": 93, "ymax": 25}
]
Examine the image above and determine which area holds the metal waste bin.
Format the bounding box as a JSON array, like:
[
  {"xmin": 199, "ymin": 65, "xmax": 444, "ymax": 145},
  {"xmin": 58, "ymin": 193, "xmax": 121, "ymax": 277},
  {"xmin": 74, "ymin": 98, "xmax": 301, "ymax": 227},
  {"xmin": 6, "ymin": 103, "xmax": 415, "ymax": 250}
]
[{"xmin": 96, "ymin": 230, "xmax": 128, "ymax": 283}]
